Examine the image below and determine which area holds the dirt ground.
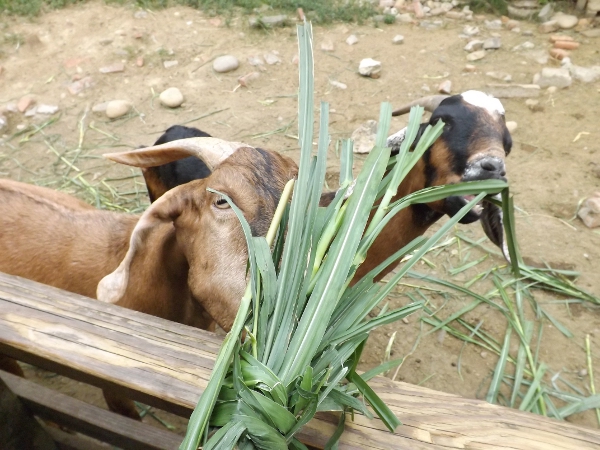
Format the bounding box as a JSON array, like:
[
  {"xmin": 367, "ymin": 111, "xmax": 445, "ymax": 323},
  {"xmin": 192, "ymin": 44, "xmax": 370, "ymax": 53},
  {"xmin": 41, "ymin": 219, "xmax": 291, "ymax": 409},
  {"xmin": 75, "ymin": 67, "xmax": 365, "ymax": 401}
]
[{"xmin": 1, "ymin": 0, "xmax": 600, "ymax": 438}]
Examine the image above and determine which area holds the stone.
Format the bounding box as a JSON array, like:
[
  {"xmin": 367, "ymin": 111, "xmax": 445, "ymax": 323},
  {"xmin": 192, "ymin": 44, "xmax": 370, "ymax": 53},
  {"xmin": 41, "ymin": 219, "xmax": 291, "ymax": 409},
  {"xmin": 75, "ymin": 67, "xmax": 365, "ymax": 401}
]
[
  {"xmin": 463, "ymin": 25, "xmax": 480, "ymax": 36},
  {"xmin": 136, "ymin": 57, "xmax": 144, "ymax": 67},
  {"xmin": 248, "ymin": 15, "xmax": 288, "ymax": 28},
  {"xmin": 486, "ymin": 71, "xmax": 512, "ymax": 81},
  {"xmin": 506, "ymin": 121, "xmax": 518, "ymax": 133},
  {"xmin": 36, "ymin": 104, "xmax": 59, "ymax": 115},
  {"xmin": 554, "ymin": 40, "xmax": 580, "ymax": 50},
  {"xmin": 505, "ymin": 19, "xmax": 520, "ymax": 30},
  {"xmin": 485, "ymin": 19, "xmax": 502, "ymax": 29},
  {"xmin": 556, "ymin": 14, "xmax": 578, "ymax": 29},
  {"xmin": 508, "ymin": 5, "xmax": 537, "ymax": 19},
  {"xmin": 550, "ymin": 48, "xmax": 570, "ymax": 60},
  {"xmin": 568, "ymin": 64, "xmax": 600, "ymax": 83},
  {"xmin": 105, "ymin": 100, "xmax": 132, "ymax": 119},
  {"xmin": 547, "ymin": 86, "xmax": 558, "ymax": 94},
  {"xmin": 163, "ymin": 60, "xmax": 179, "ymax": 69},
  {"xmin": 380, "ymin": 0, "xmax": 395, "ymax": 7},
  {"xmin": 539, "ymin": 20, "xmax": 559, "ymax": 33},
  {"xmin": 0, "ymin": 114, "xmax": 6, "ymax": 131},
  {"xmin": 213, "ymin": 55, "xmax": 239, "ymax": 73},
  {"xmin": 321, "ymin": 40, "xmax": 334, "ymax": 52},
  {"xmin": 346, "ymin": 34, "xmax": 359, "ymax": 45},
  {"xmin": 549, "ymin": 34, "xmax": 574, "ymax": 42},
  {"xmin": 466, "ymin": 50, "xmax": 486, "ymax": 61},
  {"xmin": 396, "ymin": 13, "xmax": 414, "ymax": 23},
  {"xmin": 524, "ymin": 49, "xmax": 550, "ymax": 65},
  {"xmin": 533, "ymin": 67, "xmax": 572, "ymax": 88},
  {"xmin": 264, "ymin": 51, "xmax": 281, "ymax": 65},
  {"xmin": 238, "ymin": 72, "xmax": 260, "ymax": 87},
  {"xmin": 483, "ymin": 37, "xmax": 501, "ymax": 50},
  {"xmin": 159, "ymin": 87, "xmax": 184, "ymax": 108},
  {"xmin": 438, "ymin": 79, "xmax": 452, "ymax": 94},
  {"xmin": 248, "ymin": 56, "xmax": 265, "ymax": 66},
  {"xmin": 538, "ymin": 3, "xmax": 554, "ymax": 21},
  {"xmin": 464, "ymin": 64, "xmax": 476, "ymax": 72},
  {"xmin": 512, "ymin": 41, "xmax": 535, "ymax": 51},
  {"xmin": 464, "ymin": 39, "xmax": 484, "ymax": 52},
  {"xmin": 358, "ymin": 58, "xmax": 382, "ymax": 78},
  {"xmin": 392, "ymin": 35, "xmax": 405, "ymax": 44},
  {"xmin": 414, "ymin": 1, "xmax": 425, "ymax": 18},
  {"xmin": 17, "ymin": 96, "xmax": 35, "ymax": 113},
  {"xmin": 99, "ymin": 63, "xmax": 125, "ymax": 74},
  {"xmin": 578, "ymin": 193, "xmax": 600, "ymax": 228},
  {"xmin": 351, "ymin": 120, "xmax": 378, "ymax": 154},
  {"xmin": 92, "ymin": 101, "xmax": 110, "ymax": 114},
  {"xmin": 24, "ymin": 107, "xmax": 37, "ymax": 117},
  {"xmin": 67, "ymin": 76, "xmax": 94, "ymax": 96},
  {"xmin": 525, "ymin": 98, "xmax": 543, "ymax": 112},
  {"xmin": 329, "ymin": 80, "xmax": 347, "ymax": 90},
  {"xmin": 581, "ymin": 29, "xmax": 600, "ymax": 38},
  {"xmin": 486, "ymin": 84, "xmax": 541, "ymax": 98},
  {"xmin": 588, "ymin": 0, "xmax": 600, "ymax": 12},
  {"xmin": 445, "ymin": 11, "xmax": 464, "ymax": 19}
]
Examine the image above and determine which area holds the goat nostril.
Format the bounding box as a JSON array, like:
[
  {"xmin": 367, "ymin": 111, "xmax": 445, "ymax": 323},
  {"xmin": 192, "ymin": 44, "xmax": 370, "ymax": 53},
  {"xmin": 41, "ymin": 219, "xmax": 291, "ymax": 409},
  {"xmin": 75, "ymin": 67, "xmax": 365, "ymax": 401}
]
[{"xmin": 481, "ymin": 159, "xmax": 503, "ymax": 173}]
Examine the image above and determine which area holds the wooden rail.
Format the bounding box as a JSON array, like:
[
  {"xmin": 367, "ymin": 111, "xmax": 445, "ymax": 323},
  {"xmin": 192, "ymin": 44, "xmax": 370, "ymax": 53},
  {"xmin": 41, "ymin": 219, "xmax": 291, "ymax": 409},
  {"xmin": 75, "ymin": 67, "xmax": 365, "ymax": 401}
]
[{"xmin": 1, "ymin": 272, "xmax": 600, "ymax": 449}]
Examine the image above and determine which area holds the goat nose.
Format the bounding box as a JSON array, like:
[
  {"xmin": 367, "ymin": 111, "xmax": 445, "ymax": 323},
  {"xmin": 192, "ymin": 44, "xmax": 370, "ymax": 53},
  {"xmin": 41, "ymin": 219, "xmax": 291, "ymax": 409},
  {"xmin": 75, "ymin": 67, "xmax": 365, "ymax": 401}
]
[{"xmin": 480, "ymin": 158, "xmax": 505, "ymax": 176}]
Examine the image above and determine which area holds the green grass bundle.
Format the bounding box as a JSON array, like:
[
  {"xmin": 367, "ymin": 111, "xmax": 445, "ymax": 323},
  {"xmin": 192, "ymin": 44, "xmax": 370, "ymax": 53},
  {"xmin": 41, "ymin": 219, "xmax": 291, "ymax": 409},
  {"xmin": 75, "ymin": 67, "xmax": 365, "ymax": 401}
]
[{"xmin": 179, "ymin": 22, "xmax": 508, "ymax": 450}]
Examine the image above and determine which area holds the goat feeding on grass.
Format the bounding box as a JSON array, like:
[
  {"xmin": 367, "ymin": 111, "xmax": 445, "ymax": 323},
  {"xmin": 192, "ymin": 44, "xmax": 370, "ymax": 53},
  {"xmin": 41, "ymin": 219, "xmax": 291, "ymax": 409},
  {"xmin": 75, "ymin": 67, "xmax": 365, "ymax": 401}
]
[
  {"xmin": 141, "ymin": 90, "xmax": 512, "ymax": 284},
  {"xmin": 0, "ymin": 137, "xmax": 297, "ymax": 419}
]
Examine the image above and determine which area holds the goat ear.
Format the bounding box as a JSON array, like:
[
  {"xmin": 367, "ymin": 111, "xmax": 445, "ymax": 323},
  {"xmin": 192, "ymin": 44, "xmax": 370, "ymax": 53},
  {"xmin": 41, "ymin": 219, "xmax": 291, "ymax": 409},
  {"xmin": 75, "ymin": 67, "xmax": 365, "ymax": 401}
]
[
  {"xmin": 96, "ymin": 188, "xmax": 185, "ymax": 304},
  {"xmin": 103, "ymin": 137, "xmax": 252, "ymax": 171},
  {"xmin": 480, "ymin": 196, "xmax": 510, "ymax": 263}
]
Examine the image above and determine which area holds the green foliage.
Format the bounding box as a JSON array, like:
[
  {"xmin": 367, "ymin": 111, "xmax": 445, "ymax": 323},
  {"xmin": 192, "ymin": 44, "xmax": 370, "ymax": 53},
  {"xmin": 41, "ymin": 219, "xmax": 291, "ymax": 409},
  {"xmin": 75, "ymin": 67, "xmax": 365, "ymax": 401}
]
[{"xmin": 0, "ymin": 0, "xmax": 86, "ymax": 16}]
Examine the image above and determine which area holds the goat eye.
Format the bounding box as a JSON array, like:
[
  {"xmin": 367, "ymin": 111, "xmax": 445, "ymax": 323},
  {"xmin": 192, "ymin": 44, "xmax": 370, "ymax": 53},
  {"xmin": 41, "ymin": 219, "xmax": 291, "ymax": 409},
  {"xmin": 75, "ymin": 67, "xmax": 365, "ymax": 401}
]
[{"xmin": 214, "ymin": 197, "xmax": 231, "ymax": 209}]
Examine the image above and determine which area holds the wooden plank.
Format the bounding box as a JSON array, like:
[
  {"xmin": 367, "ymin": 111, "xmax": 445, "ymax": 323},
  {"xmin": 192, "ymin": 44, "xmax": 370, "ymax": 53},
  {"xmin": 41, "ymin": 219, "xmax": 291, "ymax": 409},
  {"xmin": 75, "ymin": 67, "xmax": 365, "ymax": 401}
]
[
  {"xmin": 1, "ymin": 272, "xmax": 600, "ymax": 450},
  {"xmin": 0, "ymin": 370, "xmax": 182, "ymax": 450},
  {"xmin": 0, "ymin": 372, "xmax": 58, "ymax": 450}
]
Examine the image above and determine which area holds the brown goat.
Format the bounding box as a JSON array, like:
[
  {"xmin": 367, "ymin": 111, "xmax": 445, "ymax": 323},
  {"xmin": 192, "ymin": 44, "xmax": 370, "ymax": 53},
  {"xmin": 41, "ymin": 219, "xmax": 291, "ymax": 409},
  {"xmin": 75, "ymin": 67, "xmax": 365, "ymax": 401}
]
[{"xmin": 0, "ymin": 137, "xmax": 297, "ymax": 419}]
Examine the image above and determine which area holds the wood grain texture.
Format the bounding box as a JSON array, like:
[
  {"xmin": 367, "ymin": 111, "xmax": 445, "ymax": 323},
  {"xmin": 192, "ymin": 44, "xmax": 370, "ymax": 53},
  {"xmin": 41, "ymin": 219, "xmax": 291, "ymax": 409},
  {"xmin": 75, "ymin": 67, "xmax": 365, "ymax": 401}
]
[
  {"xmin": 1, "ymin": 370, "xmax": 181, "ymax": 450},
  {"xmin": 1, "ymin": 272, "xmax": 599, "ymax": 450}
]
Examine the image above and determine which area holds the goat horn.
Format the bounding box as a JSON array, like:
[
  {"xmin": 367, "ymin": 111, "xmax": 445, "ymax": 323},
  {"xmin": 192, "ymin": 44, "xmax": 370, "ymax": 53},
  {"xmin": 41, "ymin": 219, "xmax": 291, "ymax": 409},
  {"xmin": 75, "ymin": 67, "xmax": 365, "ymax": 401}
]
[
  {"xmin": 391, "ymin": 95, "xmax": 449, "ymax": 116},
  {"xmin": 104, "ymin": 137, "xmax": 253, "ymax": 171}
]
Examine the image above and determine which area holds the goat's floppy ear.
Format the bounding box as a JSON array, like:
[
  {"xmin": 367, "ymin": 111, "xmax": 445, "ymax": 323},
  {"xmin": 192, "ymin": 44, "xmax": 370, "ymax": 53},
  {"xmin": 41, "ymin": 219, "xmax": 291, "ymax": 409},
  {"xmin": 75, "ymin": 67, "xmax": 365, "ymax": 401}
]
[
  {"xmin": 96, "ymin": 187, "xmax": 185, "ymax": 304},
  {"xmin": 103, "ymin": 137, "xmax": 253, "ymax": 171}
]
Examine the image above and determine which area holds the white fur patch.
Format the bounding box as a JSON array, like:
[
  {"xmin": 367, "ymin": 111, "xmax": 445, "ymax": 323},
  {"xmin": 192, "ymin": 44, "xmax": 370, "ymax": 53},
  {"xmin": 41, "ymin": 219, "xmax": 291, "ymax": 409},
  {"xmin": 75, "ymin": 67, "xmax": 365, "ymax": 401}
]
[{"xmin": 461, "ymin": 90, "xmax": 505, "ymax": 116}]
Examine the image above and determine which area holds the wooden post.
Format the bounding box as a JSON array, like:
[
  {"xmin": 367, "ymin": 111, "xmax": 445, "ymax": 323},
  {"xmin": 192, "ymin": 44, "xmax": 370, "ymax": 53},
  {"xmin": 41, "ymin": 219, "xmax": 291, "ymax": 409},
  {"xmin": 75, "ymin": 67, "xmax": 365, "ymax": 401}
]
[{"xmin": 0, "ymin": 376, "xmax": 58, "ymax": 450}]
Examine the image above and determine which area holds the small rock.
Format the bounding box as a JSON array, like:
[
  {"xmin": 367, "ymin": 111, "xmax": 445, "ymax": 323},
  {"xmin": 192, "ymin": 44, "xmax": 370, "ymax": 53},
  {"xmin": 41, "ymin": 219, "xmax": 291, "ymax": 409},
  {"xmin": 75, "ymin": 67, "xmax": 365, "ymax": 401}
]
[
  {"xmin": 547, "ymin": 86, "xmax": 558, "ymax": 94},
  {"xmin": 485, "ymin": 19, "xmax": 502, "ymax": 29},
  {"xmin": 578, "ymin": 193, "xmax": 600, "ymax": 228},
  {"xmin": 505, "ymin": 19, "xmax": 520, "ymax": 30},
  {"xmin": 568, "ymin": 64, "xmax": 600, "ymax": 83},
  {"xmin": 486, "ymin": 71, "xmax": 512, "ymax": 81},
  {"xmin": 579, "ymin": 368, "xmax": 589, "ymax": 377},
  {"xmin": 421, "ymin": 84, "xmax": 431, "ymax": 92},
  {"xmin": 163, "ymin": 60, "xmax": 179, "ymax": 69},
  {"xmin": 392, "ymin": 35, "xmax": 405, "ymax": 44},
  {"xmin": 483, "ymin": 37, "xmax": 501, "ymax": 50},
  {"xmin": 24, "ymin": 107, "xmax": 37, "ymax": 117},
  {"xmin": 134, "ymin": 10, "xmax": 147, "ymax": 19},
  {"xmin": 414, "ymin": 1, "xmax": 425, "ymax": 18},
  {"xmin": 524, "ymin": 49, "xmax": 550, "ymax": 65},
  {"xmin": 248, "ymin": 15, "xmax": 288, "ymax": 28},
  {"xmin": 464, "ymin": 64, "xmax": 476, "ymax": 72},
  {"xmin": 136, "ymin": 57, "xmax": 144, "ymax": 67},
  {"xmin": 486, "ymin": 84, "xmax": 540, "ymax": 98},
  {"xmin": 159, "ymin": 87, "xmax": 184, "ymax": 108},
  {"xmin": 525, "ymin": 98, "xmax": 543, "ymax": 112},
  {"xmin": 105, "ymin": 100, "xmax": 132, "ymax": 119},
  {"xmin": 247, "ymin": 56, "xmax": 264, "ymax": 67},
  {"xmin": 463, "ymin": 25, "xmax": 480, "ymax": 36},
  {"xmin": 67, "ymin": 76, "xmax": 94, "ymax": 96},
  {"xmin": 506, "ymin": 121, "xmax": 518, "ymax": 133},
  {"xmin": 238, "ymin": 72, "xmax": 260, "ymax": 87},
  {"xmin": 464, "ymin": 39, "xmax": 484, "ymax": 52},
  {"xmin": 480, "ymin": 351, "xmax": 488, "ymax": 358},
  {"xmin": 445, "ymin": 11, "xmax": 464, "ymax": 19},
  {"xmin": 512, "ymin": 41, "xmax": 535, "ymax": 51},
  {"xmin": 438, "ymin": 79, "xmax": 452, "ymax": 94},
  {"xmin": 17, "ymin": 96, "xmax": 36, "ymax": 113},
  {"xmin": 0, "ymin": 114, "xmax": 7, "ymax": 131},
  {"xmin": 321, "ymin": 40, "xmax": 335, "ymax": 52},
  {"xmin": 539, "ymin": 20, "xmax": 559, "ymax": 34},
  {"xmin": 466, "ymin": 50, "xmax": 486, "ymax": 61},
  {"xmin": 358, "ymin": 58, "xmax": 382, "ymax": 78},
  {"xmin": 581, "ymin": 29, "xmax": 600, "ymax": 38},
  {"xmin": 550, "ymin": 48, "xmax": 570, "ymax": 60},
  {"xmin": 556, "ymin": 14, "xmax": 578, "ymax": 29},
  {"xmin": 549, "ymin": 34, "xmax": 575, "ymax": 43},
  {"xmin": 351, "ymin": 120, "xmax": 378, "ymax": 154},
  {"xmin": 554, "ymin": 40, "xmax": 580, "ymax": 50},
  {"xmin": 329, "ymin": 80, "xmax": 347, "ymax": 90},
  {"xmin": 36, "ymin": 104, "xmax": 59, "ymax": 115},
  {"xmin": 213, "ymin": 55, "xmax": 239, "ymax": 73},
  {"xmin": 92, "ymin": 101, "xmax": 110, "ymax": 114},
  {"xmin": 402, "ymin": 317, "xmax": 409, "ymax": 324},
  {"xmin": 533, "ymin": 67, "xmax": 572, "ymax": 88},
  {"xmin": 538, "ymin": 3, "xmax": 554, "ymax": 21},
  {"xmin": 264, "ymin": 51, "xmax": 281, "ymax": 65},
  {"xmin": 346, "ymin": 34, "xmax": 359, "ymax": 46},
  {"xmin": 396, "ymin": 13, "xmax": 414, "ymax": 23},
  {"xmin": 99, "ymin": 62, "xmax": 125, "ymax": 74}
]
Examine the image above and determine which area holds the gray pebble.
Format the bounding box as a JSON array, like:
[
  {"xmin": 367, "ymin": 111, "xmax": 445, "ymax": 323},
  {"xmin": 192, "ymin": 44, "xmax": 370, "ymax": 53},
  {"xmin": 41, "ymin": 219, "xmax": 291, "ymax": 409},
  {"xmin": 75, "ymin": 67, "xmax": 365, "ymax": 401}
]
[
  {"xmin": 106, "ymin": 100, "xmax": 132, "ymax": 119},
  {"xmin": 213, "ymin": 55, "xmax": 239, "ymax": 73},
  {"xmin": 159, "ymin": 87, "xmax": 184, "ymax": 108}
]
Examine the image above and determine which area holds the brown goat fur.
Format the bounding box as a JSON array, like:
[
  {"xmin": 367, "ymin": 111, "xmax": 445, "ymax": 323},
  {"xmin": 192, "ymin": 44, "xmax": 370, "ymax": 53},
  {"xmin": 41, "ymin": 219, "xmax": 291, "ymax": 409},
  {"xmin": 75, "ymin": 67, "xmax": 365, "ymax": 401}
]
[{"xmin": 0, "ymin": 140, "xmax": 297, "ymax": 419}]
